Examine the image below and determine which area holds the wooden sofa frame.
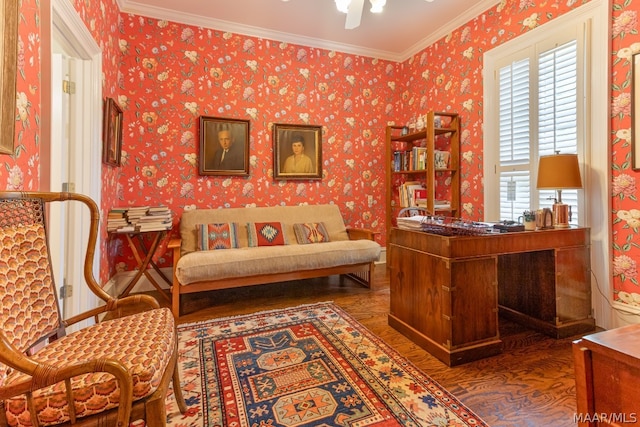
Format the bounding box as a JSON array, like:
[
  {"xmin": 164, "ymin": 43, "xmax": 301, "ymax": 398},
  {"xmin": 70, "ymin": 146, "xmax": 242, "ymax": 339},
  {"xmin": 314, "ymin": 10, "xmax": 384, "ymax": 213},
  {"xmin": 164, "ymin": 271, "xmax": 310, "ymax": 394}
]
[{"xmin": 167, "ymin": 227, "xmax": 377, "ymax": 317}]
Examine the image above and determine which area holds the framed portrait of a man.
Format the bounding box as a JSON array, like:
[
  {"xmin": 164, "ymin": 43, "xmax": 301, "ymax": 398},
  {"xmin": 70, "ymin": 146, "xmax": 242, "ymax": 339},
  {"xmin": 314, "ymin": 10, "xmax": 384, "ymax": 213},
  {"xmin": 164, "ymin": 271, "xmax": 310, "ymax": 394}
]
[
  {"xmin": 199, "ymin": 116, "xmax": 250, "ymax": 176},
  {"xmin": 273, "ymin": 123, "xmax": 322, "ymax": 180}
]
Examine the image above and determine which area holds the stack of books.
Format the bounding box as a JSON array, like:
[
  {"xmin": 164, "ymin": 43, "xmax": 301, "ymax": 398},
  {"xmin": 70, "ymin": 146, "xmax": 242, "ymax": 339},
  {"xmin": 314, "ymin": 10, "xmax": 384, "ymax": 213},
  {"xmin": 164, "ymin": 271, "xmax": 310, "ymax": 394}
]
[
  {"xmin": 136, "ymin": 206, "xmax": 173, "ymax": 232},
  {"xmin": 106, "ymin": 208, "xmax": 131, "ymax": 232},
  {"xmin": 396, "ymin": 215, "xmax": 428, "ymax": 231},
  {"xmin": 107, "ymin": 206, "xmax": 173, "ymax": 233}
]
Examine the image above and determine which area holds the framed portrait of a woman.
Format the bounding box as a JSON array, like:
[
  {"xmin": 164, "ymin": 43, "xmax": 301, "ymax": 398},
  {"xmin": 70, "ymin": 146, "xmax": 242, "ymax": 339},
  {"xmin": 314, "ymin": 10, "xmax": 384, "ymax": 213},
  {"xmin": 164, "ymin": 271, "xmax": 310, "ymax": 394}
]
[{"xmin": 273, "ymin": 123, "xmax": 322, "ymax": 180}]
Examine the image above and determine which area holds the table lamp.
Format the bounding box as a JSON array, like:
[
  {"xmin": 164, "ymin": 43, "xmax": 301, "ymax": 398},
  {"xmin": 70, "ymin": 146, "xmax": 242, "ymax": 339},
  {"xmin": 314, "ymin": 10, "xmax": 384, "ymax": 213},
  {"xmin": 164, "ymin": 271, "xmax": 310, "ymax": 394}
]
[{"xmin": 536, "ymin": 153, "xmax": 582, "ymax": 228}]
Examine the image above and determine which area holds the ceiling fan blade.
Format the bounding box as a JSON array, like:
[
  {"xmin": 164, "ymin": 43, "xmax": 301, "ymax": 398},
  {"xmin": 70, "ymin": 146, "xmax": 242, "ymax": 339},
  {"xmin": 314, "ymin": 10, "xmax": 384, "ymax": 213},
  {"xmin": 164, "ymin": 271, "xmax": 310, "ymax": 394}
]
[{"xmin": 345, "ymin": 0, "xmax": 365, "ymax": 29}]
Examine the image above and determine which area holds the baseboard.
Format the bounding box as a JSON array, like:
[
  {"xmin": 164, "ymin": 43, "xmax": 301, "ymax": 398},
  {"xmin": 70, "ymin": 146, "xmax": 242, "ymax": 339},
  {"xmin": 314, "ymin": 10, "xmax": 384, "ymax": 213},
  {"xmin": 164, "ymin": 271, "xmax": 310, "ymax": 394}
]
[{"xmin": 104, "ymin": 267, "xmax": 172, "ymax": 297}]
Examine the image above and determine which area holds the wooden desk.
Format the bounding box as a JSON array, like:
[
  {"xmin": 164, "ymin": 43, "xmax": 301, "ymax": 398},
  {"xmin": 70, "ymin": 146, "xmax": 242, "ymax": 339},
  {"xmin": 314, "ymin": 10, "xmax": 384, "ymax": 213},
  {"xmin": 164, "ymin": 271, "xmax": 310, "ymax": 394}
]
[
  {"xmin": 573, "ymin": 324, "xmax": 640, "ymax": 426},
  {"xmin": 388, "ymin": 227, "xmax": 594, "ymax": 366}
]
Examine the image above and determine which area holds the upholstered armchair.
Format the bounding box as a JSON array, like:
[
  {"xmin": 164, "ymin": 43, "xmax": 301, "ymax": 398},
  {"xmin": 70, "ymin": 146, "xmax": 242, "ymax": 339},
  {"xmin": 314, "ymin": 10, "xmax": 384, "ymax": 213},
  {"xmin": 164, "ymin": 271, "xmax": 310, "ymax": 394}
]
[{"xmin": 0, "ymin": 191, "xmax": 187, "ymax": 426}]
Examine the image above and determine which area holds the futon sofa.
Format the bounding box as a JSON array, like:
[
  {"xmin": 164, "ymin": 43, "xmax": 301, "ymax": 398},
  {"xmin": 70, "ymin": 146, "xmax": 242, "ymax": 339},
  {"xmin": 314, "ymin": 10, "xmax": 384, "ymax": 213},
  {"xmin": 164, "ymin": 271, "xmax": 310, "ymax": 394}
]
[{"xmin": 168, "ymin": 204, "xmax": 381, "ymax": 317}]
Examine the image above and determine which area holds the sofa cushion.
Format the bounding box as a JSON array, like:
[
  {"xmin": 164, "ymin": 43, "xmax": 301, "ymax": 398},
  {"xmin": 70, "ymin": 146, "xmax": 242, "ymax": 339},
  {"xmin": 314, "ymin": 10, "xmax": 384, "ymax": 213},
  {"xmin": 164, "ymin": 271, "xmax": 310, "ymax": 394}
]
[
  {"xmin": 247, "ymin": 222, "xmax": 287, "ymax": 247},
  {"xmin": 175, "ymin": 239, "xmax": 381, "ymax": 285},
  {"xmin": 180, "ymin": 204, "xmax": 350, "ymax": 256},
  {"xmin": 197, "ymin": 223, "xmax": 239, "ymax": 250},
  {"xmin": 293, "ymin": 222, "xmax": 330, "ymax": 244}
]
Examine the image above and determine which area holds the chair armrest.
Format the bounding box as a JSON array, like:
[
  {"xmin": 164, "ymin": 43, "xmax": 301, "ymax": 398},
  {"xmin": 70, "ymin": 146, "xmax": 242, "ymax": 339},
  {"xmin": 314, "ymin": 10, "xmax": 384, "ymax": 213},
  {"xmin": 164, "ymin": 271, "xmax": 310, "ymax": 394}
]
[
  {"xmin": 167, "ymin": 237, "xmax": 181, "ymax": 249},
  {"xmin": 64, "ymin": 295, "xmax": 161, "ymax": 325},
  {"xmin": 169, "ymin": 237, "xmax": 182, "ymax": 277},
  {"xmin": 0, "ymin": 357, "xmax": 134, "ymax": 425},
  {"xmin": 346, "ymin": 227, "xmax": 378, "ymax": 241},
  {"xmin": 0, "ymin": 336, "xmax": 133, "ymax": 415}
]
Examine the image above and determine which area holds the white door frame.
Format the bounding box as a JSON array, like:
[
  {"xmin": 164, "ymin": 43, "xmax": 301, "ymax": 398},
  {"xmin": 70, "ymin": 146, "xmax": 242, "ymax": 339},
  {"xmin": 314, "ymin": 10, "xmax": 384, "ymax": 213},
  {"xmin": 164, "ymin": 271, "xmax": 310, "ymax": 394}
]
[{"xmin": 48, "ymin": 0, "xmax": 103, "ymax": 323}]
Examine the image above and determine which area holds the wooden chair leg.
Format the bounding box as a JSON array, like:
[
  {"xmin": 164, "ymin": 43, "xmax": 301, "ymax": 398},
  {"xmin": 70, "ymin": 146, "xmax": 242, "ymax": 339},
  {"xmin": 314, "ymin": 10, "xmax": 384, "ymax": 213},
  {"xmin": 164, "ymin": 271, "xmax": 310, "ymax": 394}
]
[
  {"xmin": 144, "ymin": 394, "xmax": 168, "ymax": 427},
  {"xmin": 172, "ymin": 361, "xmax": 188, "ymax": 414}
]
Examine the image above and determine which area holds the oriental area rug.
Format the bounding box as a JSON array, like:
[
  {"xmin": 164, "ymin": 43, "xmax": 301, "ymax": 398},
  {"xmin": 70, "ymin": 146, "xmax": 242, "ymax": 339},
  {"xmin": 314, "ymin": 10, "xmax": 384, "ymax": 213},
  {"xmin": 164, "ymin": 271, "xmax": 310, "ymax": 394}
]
[{"xmin": 163, "ymin": 302, "xmax": 488, "ymax": 427}]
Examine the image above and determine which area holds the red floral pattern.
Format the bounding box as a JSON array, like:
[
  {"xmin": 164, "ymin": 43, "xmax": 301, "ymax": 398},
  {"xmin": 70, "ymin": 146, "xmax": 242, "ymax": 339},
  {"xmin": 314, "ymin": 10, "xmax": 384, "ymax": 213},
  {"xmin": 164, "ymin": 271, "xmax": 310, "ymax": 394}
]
[{"xmin": 3, "ymin": 0, "xmax": 640, "ymax": 304}]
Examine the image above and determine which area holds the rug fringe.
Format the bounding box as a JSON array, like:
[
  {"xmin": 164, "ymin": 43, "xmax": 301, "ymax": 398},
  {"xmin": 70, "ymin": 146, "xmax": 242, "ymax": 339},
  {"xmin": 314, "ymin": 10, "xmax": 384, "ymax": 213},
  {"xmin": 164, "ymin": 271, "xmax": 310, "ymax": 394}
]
[{"xmin": 177, "ymin": 301, "xmax": 335, "ymax": 329}]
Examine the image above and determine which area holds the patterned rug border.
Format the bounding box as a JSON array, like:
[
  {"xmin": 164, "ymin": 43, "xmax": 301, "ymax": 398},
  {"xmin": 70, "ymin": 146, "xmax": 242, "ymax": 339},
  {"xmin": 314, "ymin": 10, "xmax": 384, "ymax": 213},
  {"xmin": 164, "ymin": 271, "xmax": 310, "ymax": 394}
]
[
  {"xmin": 176, "ymin": 301, "xmax": 336, "ymax": 330},
  {"xmin": 171, "ymin": 301, "xmax": 489, "ymax": 427}
]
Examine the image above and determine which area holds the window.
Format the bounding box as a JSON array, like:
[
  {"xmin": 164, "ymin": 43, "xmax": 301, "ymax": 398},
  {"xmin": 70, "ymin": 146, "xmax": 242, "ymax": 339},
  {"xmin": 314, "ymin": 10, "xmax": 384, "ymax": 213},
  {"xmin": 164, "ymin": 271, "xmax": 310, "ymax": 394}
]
[
  {"xmin": 484, "ymin": 23, "xmax": 588, "ymax": 225},
  {"xmin": 484, "ymin": 0, "xmax": 613, "ymax": 329}
]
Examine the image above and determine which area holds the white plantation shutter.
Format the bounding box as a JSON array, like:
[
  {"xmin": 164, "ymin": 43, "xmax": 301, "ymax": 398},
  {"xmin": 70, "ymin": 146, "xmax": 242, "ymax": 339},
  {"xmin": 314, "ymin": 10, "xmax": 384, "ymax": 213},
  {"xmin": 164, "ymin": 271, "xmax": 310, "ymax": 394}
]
[
  {"xmin": 499, "ymin": 58, "xmax": 530, "ymax": 166},
  {"xmin": 494, "ymin": 35, "xmax": 582, "ymax": 224},
  {"xmin": 537, "ymin": 41, "xmax": 579, "ymax": 215},
  {"xmin": 499, "ymin": 172, "xmax": 531, "ymax": 221},
  {"xmin": 498, "ymin": 57, "xmax": 531, "ymax": 221}
]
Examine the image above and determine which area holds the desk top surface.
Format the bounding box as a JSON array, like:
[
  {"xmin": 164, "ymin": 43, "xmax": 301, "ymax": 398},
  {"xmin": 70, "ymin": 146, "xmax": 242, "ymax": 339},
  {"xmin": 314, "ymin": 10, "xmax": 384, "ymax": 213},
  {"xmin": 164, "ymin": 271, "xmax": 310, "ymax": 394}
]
[
  {"xmin": 579, "ymin": 323, "xmax": 640, "ymax": 361},
  {"xmin": 390, "ymin": 226, "xmax": 590, "ymax": 258}
]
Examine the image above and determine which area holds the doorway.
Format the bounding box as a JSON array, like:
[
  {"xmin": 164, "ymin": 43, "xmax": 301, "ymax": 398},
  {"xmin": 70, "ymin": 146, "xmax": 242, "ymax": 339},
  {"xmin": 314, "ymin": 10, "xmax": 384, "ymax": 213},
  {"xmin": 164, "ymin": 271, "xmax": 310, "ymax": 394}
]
[{"xmin": 46, "ymin": 0, "xmax": 103, "ymax": 328}]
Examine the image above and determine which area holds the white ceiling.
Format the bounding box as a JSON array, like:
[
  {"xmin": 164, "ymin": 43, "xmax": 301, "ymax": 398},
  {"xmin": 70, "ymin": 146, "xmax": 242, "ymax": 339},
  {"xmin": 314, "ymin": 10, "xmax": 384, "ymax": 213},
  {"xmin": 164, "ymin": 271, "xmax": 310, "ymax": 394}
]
[{"xmin": 117, "ymin": 0, "xmax": 498, "ymax": 62}]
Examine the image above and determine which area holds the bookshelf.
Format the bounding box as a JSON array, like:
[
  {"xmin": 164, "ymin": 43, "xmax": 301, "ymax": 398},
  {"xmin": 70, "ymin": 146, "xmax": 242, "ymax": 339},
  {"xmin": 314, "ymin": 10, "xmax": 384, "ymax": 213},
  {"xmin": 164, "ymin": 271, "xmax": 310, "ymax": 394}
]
[{"xmin": 385, "ymin": 111, "xmax": 460, "ymax": 241}]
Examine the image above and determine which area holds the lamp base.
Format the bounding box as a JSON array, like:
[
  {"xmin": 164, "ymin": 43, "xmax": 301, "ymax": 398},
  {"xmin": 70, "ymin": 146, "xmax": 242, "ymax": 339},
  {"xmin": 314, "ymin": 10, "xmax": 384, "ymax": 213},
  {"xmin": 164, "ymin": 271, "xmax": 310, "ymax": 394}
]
[{"xmin": 553, "ymin": 203, "xmax": 571, "ymax": 228}]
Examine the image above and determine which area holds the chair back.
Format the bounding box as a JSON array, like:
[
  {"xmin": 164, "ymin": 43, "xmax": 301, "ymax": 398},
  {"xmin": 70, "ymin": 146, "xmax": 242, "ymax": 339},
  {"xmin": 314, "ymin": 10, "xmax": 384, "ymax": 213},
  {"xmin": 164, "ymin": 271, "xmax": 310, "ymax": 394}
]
[{"xmin": 0, "ymin": 195, "xmax": 63, "ymax": 384}]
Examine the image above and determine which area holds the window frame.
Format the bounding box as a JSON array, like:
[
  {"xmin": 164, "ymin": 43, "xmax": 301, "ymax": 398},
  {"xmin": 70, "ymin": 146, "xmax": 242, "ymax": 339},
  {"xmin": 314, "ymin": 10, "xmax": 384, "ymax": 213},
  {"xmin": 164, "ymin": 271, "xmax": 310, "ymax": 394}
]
[
  {"xmin": 483, "ymin": 0, "xmax": 612, "ymax": 325},
  {"xmin": 486, "ymin": 26, "xmax": 585, "ymax": 224}
]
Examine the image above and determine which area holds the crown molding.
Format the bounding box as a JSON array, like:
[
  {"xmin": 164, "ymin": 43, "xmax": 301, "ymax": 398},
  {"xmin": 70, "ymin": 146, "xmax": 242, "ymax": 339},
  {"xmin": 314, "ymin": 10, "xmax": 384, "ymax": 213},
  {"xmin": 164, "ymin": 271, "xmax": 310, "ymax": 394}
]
[
  {"xmin": 400, "ymin": 0, "xmax": 499, "ymax": 60},
  {"xmin": 117, "ymin": 0, "xmax": 499, "ymax": 63}
]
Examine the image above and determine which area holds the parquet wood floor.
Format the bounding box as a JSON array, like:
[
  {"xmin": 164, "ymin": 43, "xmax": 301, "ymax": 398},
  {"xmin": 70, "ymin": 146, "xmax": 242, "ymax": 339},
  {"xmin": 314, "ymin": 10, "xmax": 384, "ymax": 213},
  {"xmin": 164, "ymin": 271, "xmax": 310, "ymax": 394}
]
[{"xmin": 153, "ymin": 268, "xmax": 586, "ymax": 427}]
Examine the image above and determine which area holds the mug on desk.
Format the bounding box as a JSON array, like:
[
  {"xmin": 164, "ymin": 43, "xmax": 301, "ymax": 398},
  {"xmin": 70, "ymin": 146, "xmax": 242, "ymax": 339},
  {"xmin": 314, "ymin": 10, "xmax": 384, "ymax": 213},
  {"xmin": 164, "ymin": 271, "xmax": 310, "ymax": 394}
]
[{"xmin": 518, "ymin": 210, "xmax": 536, "ymax": 231}]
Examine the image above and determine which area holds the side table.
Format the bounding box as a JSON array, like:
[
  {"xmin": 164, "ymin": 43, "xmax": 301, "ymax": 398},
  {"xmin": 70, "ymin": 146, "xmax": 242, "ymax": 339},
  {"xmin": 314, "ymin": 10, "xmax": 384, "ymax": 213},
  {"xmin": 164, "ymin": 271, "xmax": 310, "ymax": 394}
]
[
  {"xmin": 111, "ymin": 230, "xmax": 171, "ymax": 302},
  {"xmin": 573, "ymin": 324, "xmax": 640, "ymax": 426}
]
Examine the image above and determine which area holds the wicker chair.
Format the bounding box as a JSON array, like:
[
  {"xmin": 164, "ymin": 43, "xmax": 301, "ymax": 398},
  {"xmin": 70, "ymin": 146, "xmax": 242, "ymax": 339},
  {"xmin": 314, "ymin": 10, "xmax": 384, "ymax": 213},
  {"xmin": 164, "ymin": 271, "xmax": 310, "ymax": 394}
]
[{"xmin": 0, "ymin": 191, "xmax": 187, "ymax": 427}]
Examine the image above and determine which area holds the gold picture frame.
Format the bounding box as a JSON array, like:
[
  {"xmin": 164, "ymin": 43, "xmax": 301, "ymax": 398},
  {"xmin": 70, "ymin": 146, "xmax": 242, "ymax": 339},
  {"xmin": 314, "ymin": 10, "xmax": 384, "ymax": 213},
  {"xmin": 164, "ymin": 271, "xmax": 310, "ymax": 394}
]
[
  {"xmin": 199, "ymin": 116, "xmax": 250, "ymax": 176},
  {"xmin": 273, "ymin": 123, "xmax": 322, "ymax": 180},
  {"xmin": 633, "ymin": 53, "xmax": 640, "ymax": 170},
  {"xmin": 0, "ymin": 0, "xmax": 19, "ymax": 155},
  {"xmin": 102, "ymin": 98, "xmax": 123, "ymax": 166}
]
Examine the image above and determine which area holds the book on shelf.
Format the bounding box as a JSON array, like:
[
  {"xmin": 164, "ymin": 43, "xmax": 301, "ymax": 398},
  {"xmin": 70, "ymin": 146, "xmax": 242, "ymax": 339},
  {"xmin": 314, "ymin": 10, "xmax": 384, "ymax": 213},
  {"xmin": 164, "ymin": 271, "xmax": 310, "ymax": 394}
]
[
  {"xmin": 413, "ymin": 188, "xmax": 427, "ymax": 207},
  {"xmin": 398, "ymin": 181, "xmax": 426, "ymax": 207},
  {"xmin": 393, "ymin": 148, "xmax": 427, "ymax": 172},
  {"xmin": 413, "ymin": 147, "xmax": 427, "ymax": 170}
]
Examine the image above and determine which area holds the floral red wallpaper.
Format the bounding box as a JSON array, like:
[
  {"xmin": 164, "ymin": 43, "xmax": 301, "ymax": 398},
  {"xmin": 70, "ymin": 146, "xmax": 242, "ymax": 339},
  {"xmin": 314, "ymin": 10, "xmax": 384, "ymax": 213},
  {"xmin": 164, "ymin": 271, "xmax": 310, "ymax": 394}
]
[
  {"xmin": 4, "ymin": 0, "xmax": 640, "ymax": 309},
  {"xmin": 112, "ymin": 16, "xmax": 395, "ymax": 275}
]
